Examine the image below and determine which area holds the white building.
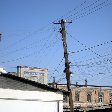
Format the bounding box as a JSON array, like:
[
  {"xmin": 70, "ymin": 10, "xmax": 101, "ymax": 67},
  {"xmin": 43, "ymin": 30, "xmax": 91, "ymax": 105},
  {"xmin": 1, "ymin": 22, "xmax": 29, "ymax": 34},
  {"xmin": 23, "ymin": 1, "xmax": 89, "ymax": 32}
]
[
  {"xmin": 17, "ymin": 66, "xmax": 48, "ymax": 84},
  {"xmin": 0, "ymin": 73, "xmax": 67, "ymax": 112},
  {"xmin": 0, "ymin": 68, "xmax": 7, "ymax": 74}
]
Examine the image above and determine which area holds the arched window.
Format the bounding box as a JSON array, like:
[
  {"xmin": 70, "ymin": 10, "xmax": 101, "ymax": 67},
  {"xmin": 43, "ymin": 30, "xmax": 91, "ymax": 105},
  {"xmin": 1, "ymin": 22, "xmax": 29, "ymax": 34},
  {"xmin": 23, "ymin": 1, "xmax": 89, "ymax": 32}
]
[
  {"xmin": 75, "ymin": 91, "xmax": 80, "ymax": 102},
  {"xmin": 98, "ymin": 92, "xmax": 104, "ymax": 103},
  {"xmin": 87, "ymin": 92, "xmax": 92, "ymax": 102}
]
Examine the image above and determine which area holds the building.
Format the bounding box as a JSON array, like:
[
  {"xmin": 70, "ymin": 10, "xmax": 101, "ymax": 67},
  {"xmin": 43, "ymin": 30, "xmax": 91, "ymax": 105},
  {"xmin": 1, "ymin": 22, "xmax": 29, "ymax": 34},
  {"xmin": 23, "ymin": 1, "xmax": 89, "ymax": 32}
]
[
  {"xmin": 17, "ymin": 66, "xmax": 48, "ymax": 84},
  {"xmin": 51, "ymin": 84, "xmax": 112, "ymax": 111},
  {"xmin": 0, "ymin": 73, "xmax": 67, "ymax": 112},
  {"xmin": 0, "ymin": 68, "xmax": 7, "ymax": 74}
]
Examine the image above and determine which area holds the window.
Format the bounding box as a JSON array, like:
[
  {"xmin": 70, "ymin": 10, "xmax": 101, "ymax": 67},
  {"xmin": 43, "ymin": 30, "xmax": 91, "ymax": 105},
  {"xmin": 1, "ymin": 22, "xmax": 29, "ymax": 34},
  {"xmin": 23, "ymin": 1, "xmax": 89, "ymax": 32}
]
[
  {"xmin": 63, "ymin": 94, "xmax": 67, "ymax": 102},
  {"xmin": 99, "ymin": 97, "xmax": 103, "ymax": 102},
  {"xmin": 87, "ymin": 93, "xmax": 92, "ymax": 102},
  {"xmin": 98, "ymin": 92, "xmax": 104, "ymax": 103},
  {"xmin": 109, "ymin": 93, "xmax": 112, "ymax": 103},
  {"xmin": 75, "ymin": 91, "xmax": 80, "ymax": 102}
]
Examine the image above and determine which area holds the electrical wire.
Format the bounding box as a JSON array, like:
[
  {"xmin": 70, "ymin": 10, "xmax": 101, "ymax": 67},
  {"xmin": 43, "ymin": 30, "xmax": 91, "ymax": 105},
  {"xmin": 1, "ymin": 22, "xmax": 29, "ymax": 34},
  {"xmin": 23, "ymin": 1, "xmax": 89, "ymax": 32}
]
[{"xmin": 67, "ymin": 0, "xmax": 112, "ymax": 21}]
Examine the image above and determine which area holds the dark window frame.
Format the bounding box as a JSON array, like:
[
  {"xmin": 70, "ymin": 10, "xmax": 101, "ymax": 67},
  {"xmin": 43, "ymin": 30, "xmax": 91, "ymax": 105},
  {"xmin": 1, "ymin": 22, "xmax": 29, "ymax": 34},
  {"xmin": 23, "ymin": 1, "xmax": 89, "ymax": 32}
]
[
  {"xmin": 87, "ymin": 92, "xmax": 92, "ymax": 102},
  {"xmin": 109, "ymin": 93, "xmax": 112, "ymax": 103},
  {"xmin": 98, "ymin": 92, "xmax": 104, "ymax": 103},
  {"xmin": 75, "ymin": 91, "xmax": 80, "ymax": 102}
]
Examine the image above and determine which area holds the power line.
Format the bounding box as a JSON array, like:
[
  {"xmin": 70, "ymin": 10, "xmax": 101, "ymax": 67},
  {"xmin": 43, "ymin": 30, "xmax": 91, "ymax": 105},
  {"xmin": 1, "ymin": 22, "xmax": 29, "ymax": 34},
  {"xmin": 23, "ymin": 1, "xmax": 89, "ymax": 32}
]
[
  {"xmin": 0, "ymin": 23, "xmax": 56, "ymax": 54},
  {"xmin": 65, "ymin": 0, "xmax": 101, "ymax": 20},
  {"xmin": 53, "ymin": 0, "xmax": 88, "ymax": 22},
  {"xmin": 67, "ymin": 33, "xmax": 112, "ymax": 58},
  {"xmin": 71, "ymin": 56, "xmax": 112, "ymax": 68},
  {"xmin": 1, "ymin": 39, "xmax": 59, "ymax": 64},
  {"xmin": 70, "ymin": 40, "xmax": 112, "ymax": 54},
  {"xmin": 71, "ymin": 52, "xmax": 112, "ymax": 65},
  {"xmin": 56, "ymin": 83, "xmax": 112, "ymax": 88},
  {"xmin": 49, "ymin": 58, "xmax": 64, "ymax": 81},
  {"xmin": 29, "ymin": 31, "xmax": 61, "ymax": 67},
  {"xmin": 67, "ymin": 0, "xmax": 112, "ymax": 21},
  {"xmin": 1, "ymin": 28, "xmax": 59, "ymax": 63}
]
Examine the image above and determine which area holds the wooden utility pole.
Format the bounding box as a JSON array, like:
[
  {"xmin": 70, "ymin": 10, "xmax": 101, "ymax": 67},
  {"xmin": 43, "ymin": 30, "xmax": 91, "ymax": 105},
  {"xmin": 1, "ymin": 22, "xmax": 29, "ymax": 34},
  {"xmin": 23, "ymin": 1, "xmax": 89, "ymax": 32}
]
[
  {"xmin": 0, "ymin": 33, "xmax": 2, "ymax": 42},
  {"xmin": 54, "ymin": 19, "xmax": 74, "ymax": 112}
]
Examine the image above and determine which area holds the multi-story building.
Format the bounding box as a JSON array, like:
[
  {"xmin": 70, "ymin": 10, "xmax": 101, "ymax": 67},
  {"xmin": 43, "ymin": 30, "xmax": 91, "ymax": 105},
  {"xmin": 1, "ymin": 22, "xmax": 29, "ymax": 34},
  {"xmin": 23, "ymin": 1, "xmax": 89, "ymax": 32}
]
[{"xmin": 17, "ymin": 66, "xmax": 48, "ymax": 84}]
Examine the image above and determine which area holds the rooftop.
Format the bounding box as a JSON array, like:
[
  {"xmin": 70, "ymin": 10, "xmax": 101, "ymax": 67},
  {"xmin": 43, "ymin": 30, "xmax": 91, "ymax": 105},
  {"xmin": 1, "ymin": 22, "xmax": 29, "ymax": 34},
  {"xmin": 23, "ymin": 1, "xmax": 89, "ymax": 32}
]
[{"xmin": 0, "ymin": 73, "xmax": 68, "ymax": 94}]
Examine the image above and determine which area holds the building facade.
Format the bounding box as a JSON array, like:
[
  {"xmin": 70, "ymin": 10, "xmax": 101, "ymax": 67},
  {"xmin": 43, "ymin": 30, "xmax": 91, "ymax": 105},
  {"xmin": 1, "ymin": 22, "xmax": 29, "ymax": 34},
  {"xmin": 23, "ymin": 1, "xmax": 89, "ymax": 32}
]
[
  {"xmin": 72, "ymin": 87, "xmax": 112, "ymax": 105},
  {"xmin": 54, "ymin": 84, "xmax": 112, "ymax": 111},
  {"xmin": 17, "ymin": 66, "xmax": 48, "ymax": 84},
  {"xmin": 0, "ymin": 73, "xmax": 66, "ymax": 112}
]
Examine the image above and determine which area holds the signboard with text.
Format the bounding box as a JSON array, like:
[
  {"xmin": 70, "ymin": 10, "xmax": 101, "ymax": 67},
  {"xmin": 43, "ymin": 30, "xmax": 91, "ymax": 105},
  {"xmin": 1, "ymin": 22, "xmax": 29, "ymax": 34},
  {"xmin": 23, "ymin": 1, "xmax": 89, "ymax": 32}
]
[{"xmin": 24, "ymin": 71, "xmax": 45, "ymax": 76}]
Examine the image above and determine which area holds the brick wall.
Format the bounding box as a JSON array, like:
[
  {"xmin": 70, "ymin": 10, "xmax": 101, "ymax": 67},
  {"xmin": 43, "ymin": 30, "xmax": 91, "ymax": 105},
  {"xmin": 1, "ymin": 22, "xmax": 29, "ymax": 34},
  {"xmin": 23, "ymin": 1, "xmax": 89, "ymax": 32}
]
[{"xmin": 57, "ymin": 85, "xmax": 112, "ymax": 105}]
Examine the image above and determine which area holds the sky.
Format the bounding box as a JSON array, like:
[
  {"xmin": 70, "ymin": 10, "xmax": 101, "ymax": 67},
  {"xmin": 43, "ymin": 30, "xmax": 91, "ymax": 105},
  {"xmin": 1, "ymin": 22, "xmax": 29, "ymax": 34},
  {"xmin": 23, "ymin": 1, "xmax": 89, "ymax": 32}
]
[{"xmin": 0, "ymin": 0, "xmax": 112, "ymax": 86}]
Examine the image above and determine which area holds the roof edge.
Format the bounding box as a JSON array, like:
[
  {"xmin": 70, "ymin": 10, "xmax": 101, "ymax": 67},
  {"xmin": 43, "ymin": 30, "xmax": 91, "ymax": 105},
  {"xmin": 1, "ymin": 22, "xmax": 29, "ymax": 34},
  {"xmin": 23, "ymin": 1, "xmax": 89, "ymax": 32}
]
[{"xmin": 0, "ymin": 73, "xmax": 68, "ymax": 94}]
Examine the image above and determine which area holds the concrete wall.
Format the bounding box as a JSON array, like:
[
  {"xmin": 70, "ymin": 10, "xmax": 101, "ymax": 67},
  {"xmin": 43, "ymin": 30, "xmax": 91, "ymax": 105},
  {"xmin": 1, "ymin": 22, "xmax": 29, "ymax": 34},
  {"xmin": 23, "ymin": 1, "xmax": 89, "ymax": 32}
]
[
  {"xmin": 0, "ymin": 74, "xmax": 64, "ymax": 112},
  {"xmin": 17, "ymin": 66, "xmax": 48, "ymax": 84},
  {"xmin": 0, "ymin": 88, "xmax": 63, "ymax": 112}
]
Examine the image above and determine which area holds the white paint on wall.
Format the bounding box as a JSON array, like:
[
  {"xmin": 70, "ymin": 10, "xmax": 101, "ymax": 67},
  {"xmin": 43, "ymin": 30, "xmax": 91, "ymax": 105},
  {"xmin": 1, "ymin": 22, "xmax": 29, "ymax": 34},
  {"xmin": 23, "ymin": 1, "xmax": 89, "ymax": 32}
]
[
  {"xmin": 0, "ymin": 68, "xmax": 7, "ymax": 73},
  {"xmin": 0, "ymin": 100, "xmax": 58, "ymax": 112},
  {"xmin": 0, "ymin": 88, "xmax": 63, "ymax": 112}
]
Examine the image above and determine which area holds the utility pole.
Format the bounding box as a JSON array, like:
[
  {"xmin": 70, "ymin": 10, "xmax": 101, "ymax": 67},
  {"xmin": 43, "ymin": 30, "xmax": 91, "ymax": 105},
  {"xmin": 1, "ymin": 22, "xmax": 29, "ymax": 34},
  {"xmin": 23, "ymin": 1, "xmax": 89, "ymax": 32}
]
[
  {"xmin": 54, "ymin": 19, "xmax": 74, "ymax": 112},
  {"xmin": 0, "ymin": 33, "xmax": 2, "ymax": 42},
  {"xmin": 85, "ymin": 79, "xmax": 87, "ymax": 87},
  {"xmin": 52, "ymin": 77, "xmax": 56, "ymax": 88}
]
